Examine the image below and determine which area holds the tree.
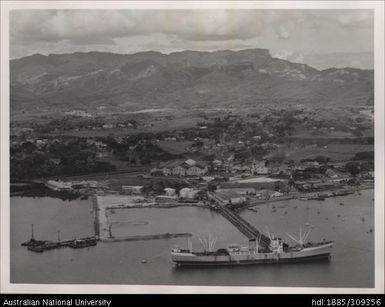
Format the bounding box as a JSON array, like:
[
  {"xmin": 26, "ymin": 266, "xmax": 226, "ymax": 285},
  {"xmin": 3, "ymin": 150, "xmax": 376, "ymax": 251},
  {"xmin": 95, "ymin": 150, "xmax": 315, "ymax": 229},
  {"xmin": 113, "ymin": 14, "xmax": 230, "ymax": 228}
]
[
  {"xmin": 314, "ymin": 155, "xmax": 331, "ymax": 163},
  {"xmin": 352, "ymin": 151, "xmax": 374, "ymax": 161},
  {"xmin": 345, "ymin": 161, "xmax": 361, "ymax": 176}
]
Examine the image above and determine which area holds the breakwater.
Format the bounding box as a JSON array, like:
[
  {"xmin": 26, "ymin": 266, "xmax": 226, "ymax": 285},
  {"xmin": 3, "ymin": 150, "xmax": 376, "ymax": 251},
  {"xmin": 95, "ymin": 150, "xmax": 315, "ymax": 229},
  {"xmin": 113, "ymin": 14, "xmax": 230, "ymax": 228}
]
[{"xmin": 101, "ymin": 232, "xmax": 192, "ymax": 243}]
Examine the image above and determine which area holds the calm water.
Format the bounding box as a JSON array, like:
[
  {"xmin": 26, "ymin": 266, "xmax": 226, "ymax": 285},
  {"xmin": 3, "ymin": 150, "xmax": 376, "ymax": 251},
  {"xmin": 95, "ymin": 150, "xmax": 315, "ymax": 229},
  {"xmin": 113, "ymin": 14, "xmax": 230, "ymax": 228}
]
[{"xmin": 10, "ymin": 190, "xmax": 374, "ymax": 287}]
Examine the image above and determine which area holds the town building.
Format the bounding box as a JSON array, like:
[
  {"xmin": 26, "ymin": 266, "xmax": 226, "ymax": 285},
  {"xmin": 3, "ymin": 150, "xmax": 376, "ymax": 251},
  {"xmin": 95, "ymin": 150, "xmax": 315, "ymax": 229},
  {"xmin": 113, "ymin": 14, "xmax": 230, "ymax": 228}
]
[
  {"xmin": 46, "ymin": 180, "xmax": 72, "ymax": 191},
  {"xmin": 122, "ymin": 185, "xmax": 143, "ymax": 195},
  {"xmin": 185, "ymin": 164, "xmax": 208, "ymax": 176},
  {"xmin": 179, "ymin": 188, "xmax": 199, "ymax": 199},
  {"xmin": 251, "ymin": 160, "xmax": 270, "ymax": 175},
  {"xmin": 215, "ymin": 191, "xmax": 247, "ymax": 205},
  {"xmin": 172, "ymin": 165, "xmax": 186, "ymax": 177},
  {"xmin": 151, "ymin": 159, "xmax": 208, "ymax": 177},
  {"xmin": 216, "ymin": 187, "xmax": 256, "ymax": 196},
  {"xmin": 164, "ymin": 188, "xmax": 176, "ymax": 196}
]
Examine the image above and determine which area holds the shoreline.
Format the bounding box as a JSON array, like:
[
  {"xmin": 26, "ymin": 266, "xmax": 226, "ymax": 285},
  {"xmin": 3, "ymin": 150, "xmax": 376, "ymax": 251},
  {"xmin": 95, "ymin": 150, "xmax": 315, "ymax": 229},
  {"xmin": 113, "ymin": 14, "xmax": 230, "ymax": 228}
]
[{"xmin": 233, "ymin": 185, "xmax": 374, "ymax": 212}]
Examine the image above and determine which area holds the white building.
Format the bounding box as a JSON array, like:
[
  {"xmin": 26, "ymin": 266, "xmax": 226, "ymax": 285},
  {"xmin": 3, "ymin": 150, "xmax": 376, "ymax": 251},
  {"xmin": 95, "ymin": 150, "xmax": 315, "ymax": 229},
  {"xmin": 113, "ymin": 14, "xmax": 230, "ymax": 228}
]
[
  {"xmin": 217, "ymin": 187, "xmax": 255, "ymax": 195},
  {"xmin": 122, "ymin": 186, "xmax": 143, "ymax": 194},
  {"xmin": 270, "ymin": 191, "xmax": 284, "ymax": 198},
  {"xmin": 215, "ymin": 191, "xmax": 247, "ymax": 205},
  {"xmin": 186, "ymin": 164, "xmax": 208, "ymax": 177},
  {"xmin": 164, "ymin": 188, "xmax": 176, "ymax": 196},
  {"xmin": 46, "ymin": 180, "xmax": 72, "ymax": 191},
  {"xmin": 179, "ymin": 188, "xmax": 198, "ymax": 199},
  {"xmin": 172, "ymin": 165, "xmax": 186, "ymax": 177},
  {"xmin": 185, "ymin": 159, "xmax": 197, "ymax": 166},
  {"xmin": 251, "ymin": 160, "xmax": 270, "ymax": 175},
  {"xmin": 161, "ymin": 167, "xmax": 172, "ymax": 176}
]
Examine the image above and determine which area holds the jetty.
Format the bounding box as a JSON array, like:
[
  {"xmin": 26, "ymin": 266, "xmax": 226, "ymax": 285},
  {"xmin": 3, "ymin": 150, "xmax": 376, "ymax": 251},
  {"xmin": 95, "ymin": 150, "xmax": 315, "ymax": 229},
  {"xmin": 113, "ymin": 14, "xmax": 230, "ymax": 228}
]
[
  {"xmin": 101, "ymin": 232, "xmax": 192, "ymax": 243},
  {"xmin": 207, "ymin": 192, "xmax": 271, "ymax": 248}
]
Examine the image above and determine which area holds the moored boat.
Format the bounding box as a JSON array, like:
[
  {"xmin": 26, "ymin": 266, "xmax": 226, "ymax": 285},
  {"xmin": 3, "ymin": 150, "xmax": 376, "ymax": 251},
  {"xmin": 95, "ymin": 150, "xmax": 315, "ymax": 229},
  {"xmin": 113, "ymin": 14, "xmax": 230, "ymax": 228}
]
[{"xmin": 68, "ymin": 236, "xmax": 97, "ymax": 248}]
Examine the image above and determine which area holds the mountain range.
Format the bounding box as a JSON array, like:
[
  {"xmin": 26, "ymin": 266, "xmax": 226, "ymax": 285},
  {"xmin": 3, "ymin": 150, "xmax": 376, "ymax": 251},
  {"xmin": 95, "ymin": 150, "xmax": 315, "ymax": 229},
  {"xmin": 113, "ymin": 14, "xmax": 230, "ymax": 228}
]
[{"xmin": 10, "ymin": 48, "xmax": 374, "ymax": 115}]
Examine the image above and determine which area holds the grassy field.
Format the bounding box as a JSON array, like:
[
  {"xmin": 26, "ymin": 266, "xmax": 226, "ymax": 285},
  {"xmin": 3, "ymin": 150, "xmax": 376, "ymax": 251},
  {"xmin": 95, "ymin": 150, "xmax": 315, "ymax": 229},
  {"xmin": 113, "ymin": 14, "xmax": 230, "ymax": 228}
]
[
  {"xmin": 45, "ymin": 118, "xmax": 200, "ymax": 138},
  {"xmin": 157, "ymin": 140, "xmax": 193, "ymax": 155},
  {"xmin": 63, "ymin": 171, "xmax": 189, "ymax": 190},
  {"xmin": 285, "ymin": 143, "xmax": 374, "ymax": 161}
]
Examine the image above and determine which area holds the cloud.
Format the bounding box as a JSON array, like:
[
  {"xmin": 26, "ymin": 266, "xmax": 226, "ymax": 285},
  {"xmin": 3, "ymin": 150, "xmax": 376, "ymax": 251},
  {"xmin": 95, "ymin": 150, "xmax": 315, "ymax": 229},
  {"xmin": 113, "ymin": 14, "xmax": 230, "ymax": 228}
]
[
  {"xmin": 10, "ymin": 10, "xmax": 268, "ymax": 44},
  {"xmin": 275, "ymin": 25, "xmax": 290, "ymax": 40},
  {"xmin": 272, "ymin": 50, "xmax": 304, "ymax": 63},
  {"xmin": 9, "ymin": 9, "xmax": 374, "ymax": 58}
]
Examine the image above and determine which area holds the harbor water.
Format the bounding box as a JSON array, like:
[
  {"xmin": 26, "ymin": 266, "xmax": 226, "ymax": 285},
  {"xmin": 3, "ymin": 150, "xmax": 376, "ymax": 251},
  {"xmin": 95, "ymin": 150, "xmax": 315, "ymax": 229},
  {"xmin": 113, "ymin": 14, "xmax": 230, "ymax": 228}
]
[{"xmin": 10, "ymin": 189, "xmax": 374, "ymax": 287}]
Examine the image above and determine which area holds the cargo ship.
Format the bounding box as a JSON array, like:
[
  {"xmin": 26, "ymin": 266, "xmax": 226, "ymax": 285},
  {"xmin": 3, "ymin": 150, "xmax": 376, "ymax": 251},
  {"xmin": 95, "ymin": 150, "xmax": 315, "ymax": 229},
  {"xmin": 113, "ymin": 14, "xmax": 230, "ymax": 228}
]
[{"xmin": 171, "ymin": 230, "xmax": 333, "ymax": 266}]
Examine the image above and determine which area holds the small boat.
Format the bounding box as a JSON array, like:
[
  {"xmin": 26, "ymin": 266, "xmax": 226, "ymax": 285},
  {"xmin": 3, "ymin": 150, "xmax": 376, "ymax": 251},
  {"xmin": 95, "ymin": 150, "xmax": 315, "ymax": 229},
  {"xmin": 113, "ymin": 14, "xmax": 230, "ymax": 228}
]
[
  {"xmin": 69, "ymin": 237, "xmax": 97, "ymax": 248},
  {"xmin": 21, "ymin": 238, "xmax": 47, "ymax": 247},
  {"xmin": 339, "ymin": 202, "xmax": 344, "ymax": 206},
  {"xmin": 21, "ymin": 224, "xmax": 47, "ymax": 247},
  {"xmin": 141, "ymin": 259, "xmax": 147, "ymax": 264}
]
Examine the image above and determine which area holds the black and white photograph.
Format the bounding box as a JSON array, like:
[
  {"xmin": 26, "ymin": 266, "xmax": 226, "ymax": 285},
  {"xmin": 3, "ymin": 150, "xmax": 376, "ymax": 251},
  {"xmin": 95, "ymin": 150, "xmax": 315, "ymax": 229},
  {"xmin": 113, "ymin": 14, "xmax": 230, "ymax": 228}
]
[{"xmin": 1, "ymin": 1, "xmax": 384, "ymax": 294}]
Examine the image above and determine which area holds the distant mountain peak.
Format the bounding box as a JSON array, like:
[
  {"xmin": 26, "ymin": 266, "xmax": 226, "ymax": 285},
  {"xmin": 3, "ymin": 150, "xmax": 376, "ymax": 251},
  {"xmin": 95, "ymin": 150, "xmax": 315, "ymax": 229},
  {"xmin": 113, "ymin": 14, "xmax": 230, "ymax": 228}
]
[{"xmin": 10, "ymin": 48, "xmax": 374, "ymax": 115}]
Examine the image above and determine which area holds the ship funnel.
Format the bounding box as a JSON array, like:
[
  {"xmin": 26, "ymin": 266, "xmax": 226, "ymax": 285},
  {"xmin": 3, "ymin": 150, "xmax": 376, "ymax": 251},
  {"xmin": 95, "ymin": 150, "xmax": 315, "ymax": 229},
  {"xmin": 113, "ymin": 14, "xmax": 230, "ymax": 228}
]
[{"xmin": 187, "ymin": 238, "xmax": 193, "ymax": 252}]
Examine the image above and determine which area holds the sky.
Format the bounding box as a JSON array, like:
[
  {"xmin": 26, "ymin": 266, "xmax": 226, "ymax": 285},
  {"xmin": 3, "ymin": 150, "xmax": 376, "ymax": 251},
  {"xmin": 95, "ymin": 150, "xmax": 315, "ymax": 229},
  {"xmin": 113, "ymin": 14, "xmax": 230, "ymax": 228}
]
[{"xmin": 10, "ymin": 9, "xmax": 374, "ymax": 61}]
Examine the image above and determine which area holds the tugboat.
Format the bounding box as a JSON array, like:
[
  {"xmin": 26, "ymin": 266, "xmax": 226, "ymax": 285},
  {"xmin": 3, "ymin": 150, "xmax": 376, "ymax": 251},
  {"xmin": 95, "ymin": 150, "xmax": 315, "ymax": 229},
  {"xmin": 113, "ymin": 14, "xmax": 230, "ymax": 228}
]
[
  {"xmin": 21, "ymin": 224, "xmax": 47, "ymax": 247},
  {"xmin": 171, "ymin": 229, "xmax": 333, "ymax": 266},
  {"xmin": 68, "ymin": 236, "xmax": 97, "ymax": 248}
]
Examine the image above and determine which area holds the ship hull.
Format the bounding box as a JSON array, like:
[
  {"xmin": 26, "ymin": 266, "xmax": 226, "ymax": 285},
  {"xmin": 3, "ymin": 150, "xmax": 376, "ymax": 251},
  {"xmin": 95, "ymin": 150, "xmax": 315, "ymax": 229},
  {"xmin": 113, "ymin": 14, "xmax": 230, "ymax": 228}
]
[{"xmin": 171, "ymin": 243, "xmax": 333, "ymax": 266}]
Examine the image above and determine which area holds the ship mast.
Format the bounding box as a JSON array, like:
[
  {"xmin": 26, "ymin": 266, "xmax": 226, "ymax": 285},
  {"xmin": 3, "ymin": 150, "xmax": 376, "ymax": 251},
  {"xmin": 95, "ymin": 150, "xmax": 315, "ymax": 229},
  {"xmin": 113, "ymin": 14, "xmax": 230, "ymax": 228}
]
[
  {"xmin": 285, "ymin": 226, "xmax": 312, "ymax": 248},
  {"xmin": 198, "ymin": 234, "xmax": 217, "ymax": 252},
  {"xmin": 31, "ymin": 224, "xmax": 34, "ymax": 240}
]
